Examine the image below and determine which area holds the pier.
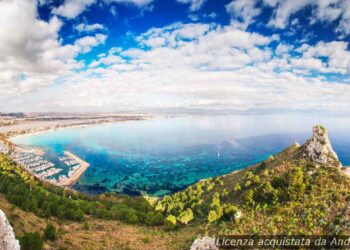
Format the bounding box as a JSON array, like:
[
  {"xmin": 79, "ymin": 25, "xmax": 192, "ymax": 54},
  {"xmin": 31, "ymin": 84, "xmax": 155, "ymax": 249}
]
[{"xmin": 57, "ymin": 151, "xmax": 90, "ymax": 186}]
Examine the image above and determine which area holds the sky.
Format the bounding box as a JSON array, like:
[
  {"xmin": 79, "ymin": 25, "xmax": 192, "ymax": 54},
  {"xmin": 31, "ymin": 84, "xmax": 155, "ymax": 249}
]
[{"xmin": 1, "ymin": 0, "xmax": 350, "ymax": 113}]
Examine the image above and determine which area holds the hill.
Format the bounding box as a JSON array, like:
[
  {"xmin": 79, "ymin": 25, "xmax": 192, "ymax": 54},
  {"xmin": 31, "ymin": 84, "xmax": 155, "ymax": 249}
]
[
  {"xmin": 1, "ymin": 125, "xmax": 350, "ymax": 249},
  {"xmin": 155, "ymin": 125, "xmax": 350, "ymax": 236},
  {"xmin": 0, "ymin": 152, "xmax": 198, "ymax": 249}
]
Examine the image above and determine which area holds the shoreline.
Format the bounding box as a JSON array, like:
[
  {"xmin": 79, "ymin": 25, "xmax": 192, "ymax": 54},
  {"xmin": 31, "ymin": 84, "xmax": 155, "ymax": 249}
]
[
  {"xmin": 6, "ymin": 115, "xmax": 151, "ymax": 140},
  {"xmin": 0, "ymin": 115, "xmax": 159, "ymax": 191}
]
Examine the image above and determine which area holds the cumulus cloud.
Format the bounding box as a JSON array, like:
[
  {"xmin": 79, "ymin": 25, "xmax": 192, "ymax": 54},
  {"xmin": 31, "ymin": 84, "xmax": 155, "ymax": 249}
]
[
  {"xmin": 75, "ymin": 34, "xmax": 107, "ymax": 53},
  {"xmin": 0, "ymin": 0, "xmax": 108, "ymax": 100},
  {"xmin": 177, "ymin": 0, "xmax": 206, "ymax": 11},
  {"xmin": 226, "ymin": 0, "xmax": 261, "ymax": 29},
  {"xmin": 75, "ymin": 23, "xmax": 105, "ymax": 32},
  {"xmin": 5, "ymin": 20, "xmax": 350, "ymax": 112},
  {"xmin": 0, "ymin": 0, "xmax": 80, "ymax": 98},
  {"xmin": 223, "ymin": 0, "xmax": 350, "ymax": 36},
  {"xmin": 54, "ymin": 0, "xmax": 153, "ymax": 19},
  {"xmin": 52, "ymin": 0, "xmax": 96, "ymax": 19},
  {"xmin": 2, "ymin": 0, "xmax": 350, "ymax": 112},
  {"xmin": 263, "ymin": 0, "xmax": 350, "ymax": 36},
  {"xmin": 103, "ymin": 0, "xmax": 154, "ymax": 7}
]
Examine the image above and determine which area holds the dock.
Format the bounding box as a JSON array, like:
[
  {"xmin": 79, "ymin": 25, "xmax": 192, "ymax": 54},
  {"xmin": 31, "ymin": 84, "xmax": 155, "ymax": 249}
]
[{"xmin": 58, "ymin": 151, "xmax": 90, "ymax": 186}]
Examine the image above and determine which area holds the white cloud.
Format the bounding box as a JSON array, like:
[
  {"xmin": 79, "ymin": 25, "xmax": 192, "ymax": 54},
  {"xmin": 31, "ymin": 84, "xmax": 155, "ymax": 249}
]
[
  {"xmin": 136, "ymin": 23, "xmax": 212, "ymax": 48},
  {"xmin": 2, "ymin": 1, "xmax": 350, "ymax": 112},
  {"xmin": 75, "ymin": 23, "xmax": 105, "ymax": 32},
  {"xmin": 75, "ymin": 34, "xmax": 107, "ymax": 53},
  {"xmin": 301, "ymin": 41, "xmax": 350, "ymax": 73},
  {"xmin": 262, "ymin": 0, "xmax": 350, "ymax": 35},
  {"xmin": 177, "ymin": 0, "xmax": 206, "ymax": 11},
  {"xmin": 0, "ymin": 0, "xmax": 109, "ymax": 100},
  {"xmin": 226, "ymin": 0, "xmax": 261, "ymax": 29},
  {"xmin": 0, "ymin": 0, "xmax": 82, "ymax": 99},
  {"xmin": 6, "ymin": 20, "xmax": 350, "ymax": 113},
  {"xmin": 53, "ymin": 0, "xmax": 153, "ymax": 19},
  {"xmin": 265, "ymin": 0, "xmax": 311, "ymax": 28},
  {"xmin": 103, "ymin": 0, "xmax": 154, "ymax": 7},
  {"xmin": 52, "ymin": 0, "xmax": 96, "ymax": 19}
]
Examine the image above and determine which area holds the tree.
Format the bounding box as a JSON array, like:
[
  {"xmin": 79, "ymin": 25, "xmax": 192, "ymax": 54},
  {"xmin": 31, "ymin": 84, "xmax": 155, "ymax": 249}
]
[
  {"xmin": 223, "ymin": 205, "xmax": 239, "ymax": 221},
  {"xmin": 210, "ymin": 192, "xmax": 221, "ymax": 208},
  {"xmin": 255, "ymin": 181, "xmax": 279, "ymax": 205},
  {"xmin": 165, "ymin": 214, "xmax": 177, "ymax": 231},
  {"xmin": 44, "ymin": 223, "xmax": 56, "ymax": 241},
  {"xmin": 233, "ymin": 183, "xmax": 241, "ymax": 192},
  {"xmin": 178, "ymin": 208, "xmax": 194, "ymax": 225},
  {"xmin": 145, "ymin": 211, "xmax": 164, "ymax": 226},
  {"xmin": 208, "ymin": 209, "xmax": 222, "ymax": 223},
  {"xmin": 245, "ymin": 190, "xmax": 255, "ymax": 207},
  {"xmin": 20, "ymin": 232, "xmax": 44, "ymax": 250},
  {"xmin": 288, "ymin": 167, "xmax": 305, "ymax": 201}
]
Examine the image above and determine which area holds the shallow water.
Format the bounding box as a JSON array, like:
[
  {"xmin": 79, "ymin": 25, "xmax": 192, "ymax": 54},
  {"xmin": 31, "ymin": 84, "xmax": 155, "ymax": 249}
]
[{"xmin": 12, "ymin": 114, "xmax": 350, "ymax": 196}]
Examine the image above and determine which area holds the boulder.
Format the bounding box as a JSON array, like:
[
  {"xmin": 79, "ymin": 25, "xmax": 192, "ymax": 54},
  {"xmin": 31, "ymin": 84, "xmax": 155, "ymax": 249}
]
[
  {"xmin": 302, "ymin": 126, "xmax": 341, "ymax": 167},
  {"xmin": 0, "ymin": 209, "xmax": 20, "ymax": 250},
  {"xmin": 190, "ymin": 236, "xmax": 218, "ymax": 250}
]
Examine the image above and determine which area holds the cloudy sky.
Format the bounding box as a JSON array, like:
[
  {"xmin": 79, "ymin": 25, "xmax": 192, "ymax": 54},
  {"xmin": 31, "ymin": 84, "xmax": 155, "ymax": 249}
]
[{"xmin": 1, "ymin": 0, "xmax": 350, "ymax": 113}]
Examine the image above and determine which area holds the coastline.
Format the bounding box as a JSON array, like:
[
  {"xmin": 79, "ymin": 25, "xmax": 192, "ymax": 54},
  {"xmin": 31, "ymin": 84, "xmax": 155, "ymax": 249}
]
[
  {"xmin": 0, "ymin": 114, "xmax": 159, "ymax": 191},
  {"xmin": 6, "ymin": 115, "xmax": 151, "ymax": 140}
]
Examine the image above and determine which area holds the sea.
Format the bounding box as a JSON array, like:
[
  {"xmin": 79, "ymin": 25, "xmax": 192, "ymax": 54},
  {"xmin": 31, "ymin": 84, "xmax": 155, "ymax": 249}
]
[{"xmin": 11, "ymin": 114, "xmax": 350, "ymax": 196}]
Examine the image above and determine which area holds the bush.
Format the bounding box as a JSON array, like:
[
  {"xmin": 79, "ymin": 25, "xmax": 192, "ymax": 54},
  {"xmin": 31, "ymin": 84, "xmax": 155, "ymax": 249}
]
[
  {"xmin": 20, "ymin": 232, "xmax": 44, "ymax": 250},
  {"xmin": 208, "ymin": 209, "xmax": 222, "ymax": 223},
  {"xmin": 82, "ymin": 221, "xmax": 90, "ymax": 230},
  {"xmin": 233, "ymin": 183, "xmax": 241, "ymax": 192},
  {"xmin": 255, "ymin": 182, "xmax": 278, "ymax": 205},
  {"xmin": 165, "ymin": 215, "xmax": 177, "ymax": 231},
  {"xmin": 287, "ymin": 167, "xmax": 306, "ymax": 201},
  {"xmin": 44, "ymin": 223, "xmax": 56, "ymax": 241},
  {"xmin": 145, "ymin": 211, "xmax": 164, "ymax": 226},
  {"xmin": 178, "ymin": 208, "xmax": 193, "ymax": 225},
  {"xmin": 245, "ymin": 190, "xmax": 255, "ymax": 207}
]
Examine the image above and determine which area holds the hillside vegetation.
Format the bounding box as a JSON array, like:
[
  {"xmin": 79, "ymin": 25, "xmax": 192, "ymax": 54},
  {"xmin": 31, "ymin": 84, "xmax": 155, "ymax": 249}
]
[
  {"xmin": 1, "ymin": 125, "xmax": 350, "ymax": 249},
  {"xmin": 155, "ymin": 126, "xmax": 350, "ymax": 236},
  {"xmin": 0, "ymin": 153, "xmax": 198, "ymax": 249}
]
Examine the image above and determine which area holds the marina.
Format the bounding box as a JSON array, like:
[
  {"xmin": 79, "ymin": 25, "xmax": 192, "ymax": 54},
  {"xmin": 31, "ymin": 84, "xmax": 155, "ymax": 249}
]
[
  {"xmin": 12, "ymin": 151, "xmax": 62, "ymax": 180},
  {"xmin": 55, "ymin": 151, "xmax": 90, "ymax": 186},
  {"xmin": 11, "ymin": 148, "xmax": 89, "ymax": 187}
]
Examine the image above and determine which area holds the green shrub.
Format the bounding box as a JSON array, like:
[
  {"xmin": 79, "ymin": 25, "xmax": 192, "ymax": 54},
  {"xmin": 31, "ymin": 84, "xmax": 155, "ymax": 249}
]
[
  {"xmin": 44, "ymin": 223, "xmax": 56, "ymax": 241},
  {"xmin": 20, "ymin": 232, "xmax": 44, "ymax": 250}
]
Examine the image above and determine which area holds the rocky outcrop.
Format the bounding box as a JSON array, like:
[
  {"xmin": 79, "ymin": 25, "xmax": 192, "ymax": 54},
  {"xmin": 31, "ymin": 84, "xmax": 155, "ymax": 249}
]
[
  {"xmin": 190, "ymin": 236, "xmax": 218, "ymax": 250},
  {"xmin": 302, "ymin": 125, "xmax": 341, "ymax": 167},
  {"xmin": 0, "ymin": 209, "xmax": 20, "ymax": 250}
]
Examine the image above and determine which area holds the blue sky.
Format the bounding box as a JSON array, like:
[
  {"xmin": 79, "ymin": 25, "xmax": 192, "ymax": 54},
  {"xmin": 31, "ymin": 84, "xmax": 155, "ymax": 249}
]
[{"xmin": 1, "ymin": 0, "xmax": 350, "ymax": 112}]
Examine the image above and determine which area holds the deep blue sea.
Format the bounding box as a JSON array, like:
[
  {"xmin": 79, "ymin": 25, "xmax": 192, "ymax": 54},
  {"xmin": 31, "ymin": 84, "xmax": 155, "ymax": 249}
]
[{"xmin": 12, "ymin": 114, "xmax": 350, "ymax": 196}]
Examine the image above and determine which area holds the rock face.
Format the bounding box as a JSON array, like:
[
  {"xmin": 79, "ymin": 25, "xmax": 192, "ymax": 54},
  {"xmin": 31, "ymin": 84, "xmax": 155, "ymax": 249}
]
[
  {"xmin": 0, "ymin": 209, "xmax": 20, "ymax": 250},
  {"xmin": 190, "ymin": 236, "xmax": 218, "ymax": 250},
  {"xmin": 302, "ymin": 126, "xmax": 341, "ymax": 167}
]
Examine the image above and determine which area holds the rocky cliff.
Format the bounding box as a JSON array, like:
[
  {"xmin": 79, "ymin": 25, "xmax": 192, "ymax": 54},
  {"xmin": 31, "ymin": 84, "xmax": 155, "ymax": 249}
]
[
  {"xmin": 302, "ymin": 125, "xmax": 341, "ymax": 167},
  {"xmin": 0, "ymin": 209, "xmax": 20, "ymax": 250}
]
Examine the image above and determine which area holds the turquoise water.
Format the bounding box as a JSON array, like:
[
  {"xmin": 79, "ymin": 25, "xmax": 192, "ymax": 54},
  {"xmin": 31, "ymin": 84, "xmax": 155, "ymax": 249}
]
[{"xmin": 12, "ymin": 114, "xmax": 350, "ymax": 196}]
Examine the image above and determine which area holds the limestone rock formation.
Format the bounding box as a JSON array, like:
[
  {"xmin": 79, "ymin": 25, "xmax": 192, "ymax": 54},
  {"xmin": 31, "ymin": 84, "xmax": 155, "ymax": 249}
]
[
  {"xmin": 190, "ymin": 236, "xmax": 218, "ymax": 250},
  {"xmin": 302, "ymin": 125, "xmax": 341, "ymax": 167},
  {"xmin": 0, "ymin": 209, "xmax": 20, "ymax": 250}
]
